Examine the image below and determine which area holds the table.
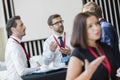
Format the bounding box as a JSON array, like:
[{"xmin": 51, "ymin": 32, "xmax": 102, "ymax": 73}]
[
  {"xmin": 22, "ymin": 68, "xmax": 67, "ymax": 80},
  {"xmin": 117, "ymin": 77, "xmax": 120, "ymax": 80}
]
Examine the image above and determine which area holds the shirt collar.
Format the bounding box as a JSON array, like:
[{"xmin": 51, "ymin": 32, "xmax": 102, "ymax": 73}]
[
  {"xmin": 53, "ymin": 32, "xmax": 64, "ymax": 39},
  {"xmin": 10, "ymin": 35, "xmax": 22, "ymax": 43}
]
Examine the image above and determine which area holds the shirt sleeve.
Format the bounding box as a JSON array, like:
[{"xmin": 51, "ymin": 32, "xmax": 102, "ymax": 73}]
[
  {"xmin": 42, "ymin": 39, "xmax": 55, "ymax": 65},
  {"xmin": 71, "ymin": 48, "xmax": 85, "ymax": 62}
]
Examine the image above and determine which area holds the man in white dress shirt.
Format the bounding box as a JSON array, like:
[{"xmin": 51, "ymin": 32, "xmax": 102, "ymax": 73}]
[
  {"xmin": 43, "ymin": 14, "xmax": 72, "ymax": 69},
  {"xmin": 5, "ymin": 16, "xmax": 40, "ymax": 80}
]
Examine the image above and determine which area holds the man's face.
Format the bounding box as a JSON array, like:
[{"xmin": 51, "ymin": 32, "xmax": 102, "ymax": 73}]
[
  {"xmin": 51, "ymin": 17, "xmax": 64, "ymax": 34},
  {"xmin": 12, "ymin": 19, "xmax": 26, "ymax": 38}
]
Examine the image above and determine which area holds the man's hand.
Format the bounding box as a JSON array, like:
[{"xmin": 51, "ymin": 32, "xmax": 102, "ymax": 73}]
[
  {"xmin": 49, "ymin": 41, "xmax": 57, "ymax": 52},
  {"xmin": 59, "ymin": 45, "xmax": 71, "ymax": 55}
]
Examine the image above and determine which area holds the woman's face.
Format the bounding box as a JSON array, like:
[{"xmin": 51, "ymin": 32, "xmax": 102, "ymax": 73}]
[{"xmin": 86, "ymin": 15, "xmax": 101, "ymax": 43}]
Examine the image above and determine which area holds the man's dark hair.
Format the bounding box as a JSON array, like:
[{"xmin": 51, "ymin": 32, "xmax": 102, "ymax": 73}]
[
  {"xmin": 6, "ymin": 16, "xmax": 21, "ymax": 37},
  {"xmin": 47, "ymin": 14, "xmax": 61, "ymax": 26}
]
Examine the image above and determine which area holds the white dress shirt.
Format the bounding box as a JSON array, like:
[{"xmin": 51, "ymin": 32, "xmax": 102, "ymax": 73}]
[
  {"xmin": 5, "ymin": 35, "xmax": 38, "ymax": 80},
  {"xmin": 43, "ymin": 32, "xmax": 72, "ymax": 68}
]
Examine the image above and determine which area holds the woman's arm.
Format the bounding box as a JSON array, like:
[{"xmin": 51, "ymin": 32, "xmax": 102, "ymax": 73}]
[
  {"xmin": 66, "ymin": 56, "xmax": 83, "ymax": 80},
  {"xmin": 66, "ymin": 56, "xmax": 105, "ymax": 80},
  {"xmin": 76, "ymin": 56, "xmax": 105, "ymax": 80}
]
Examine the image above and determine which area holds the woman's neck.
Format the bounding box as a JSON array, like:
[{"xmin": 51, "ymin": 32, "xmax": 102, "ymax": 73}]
[
  {"xmin": 88, "ymin": 40, "xmax": 97, "ymax": 48},
  {"xmin": 88, "ymin": 41, "xmax": 102, "ymax": 56}
]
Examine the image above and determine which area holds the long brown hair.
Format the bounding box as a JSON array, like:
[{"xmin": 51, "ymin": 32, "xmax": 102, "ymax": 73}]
[{"xmin": 71, "ymin": 12, "xmax": 98, "ymax": 48}]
